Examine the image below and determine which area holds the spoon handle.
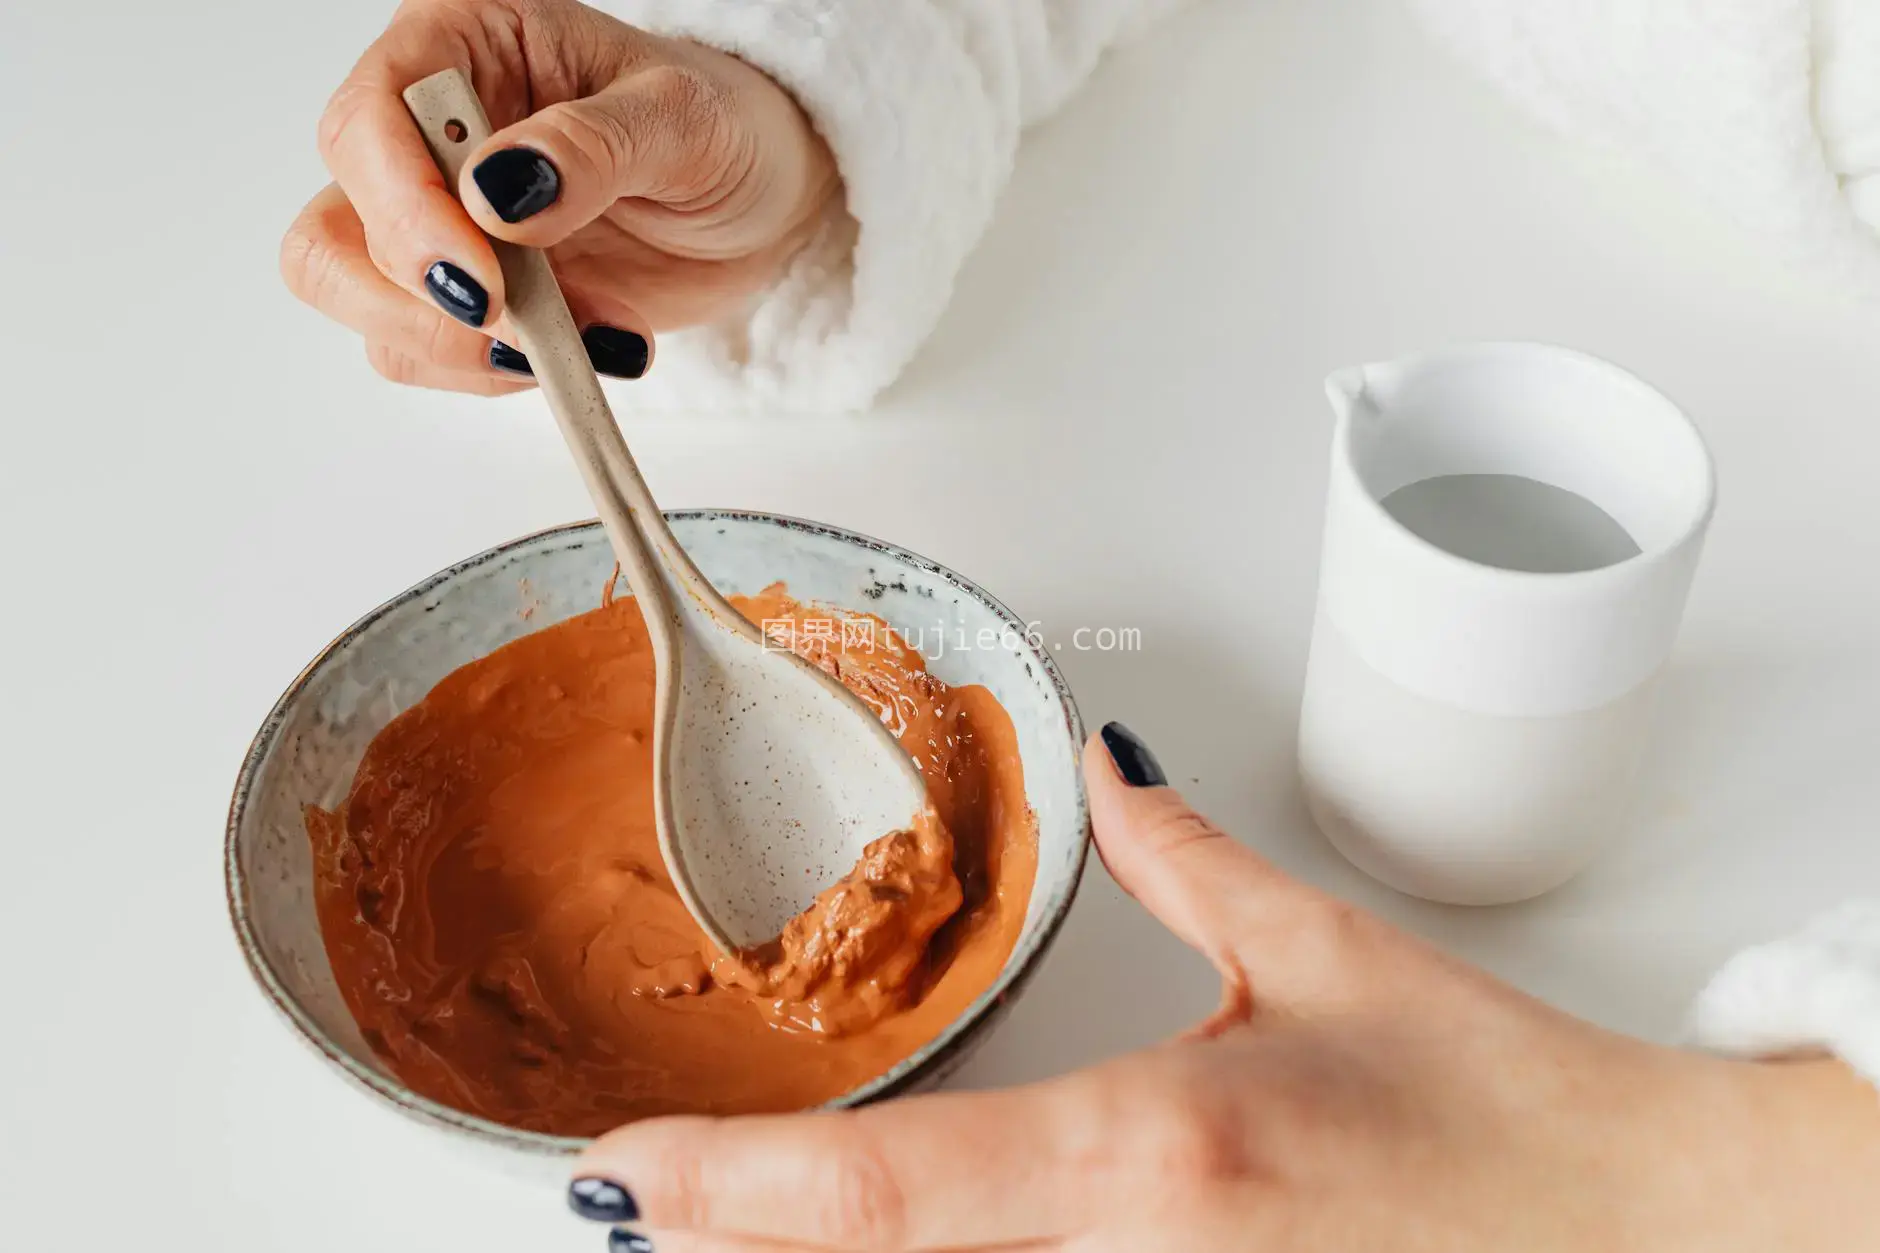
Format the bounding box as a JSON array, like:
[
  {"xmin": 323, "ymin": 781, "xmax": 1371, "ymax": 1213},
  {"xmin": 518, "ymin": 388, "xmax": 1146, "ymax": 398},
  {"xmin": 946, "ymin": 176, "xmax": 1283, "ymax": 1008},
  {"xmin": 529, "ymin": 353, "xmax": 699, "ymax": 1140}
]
[{"xmin": 402, "ymin": 68, "xmax": 693, "ymax": 653}]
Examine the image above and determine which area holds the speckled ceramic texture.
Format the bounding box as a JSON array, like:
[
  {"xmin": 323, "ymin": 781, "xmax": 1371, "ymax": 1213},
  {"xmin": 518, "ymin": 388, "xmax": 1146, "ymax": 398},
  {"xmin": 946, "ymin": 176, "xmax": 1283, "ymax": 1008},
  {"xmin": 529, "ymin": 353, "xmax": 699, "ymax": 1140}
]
[{"xmin": 226, "ymin": 512, "xmax": 1090, "ymax": 1168}]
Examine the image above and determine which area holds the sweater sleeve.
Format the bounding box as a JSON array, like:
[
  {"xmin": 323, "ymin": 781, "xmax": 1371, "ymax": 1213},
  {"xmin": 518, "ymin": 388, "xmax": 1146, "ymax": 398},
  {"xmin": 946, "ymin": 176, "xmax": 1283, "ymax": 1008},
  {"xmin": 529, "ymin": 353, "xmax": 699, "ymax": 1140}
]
[
  {"xmin": 1689, "ymin": 903, "xmax": 1880, "ymax": 1088},
  {"xmin": 1407, "ymin": 0, "xmax": 1880, "ymax": 299},
  {"xmin": 589, "ymin": 0, "xmax": 1188, "ymax": 414}
]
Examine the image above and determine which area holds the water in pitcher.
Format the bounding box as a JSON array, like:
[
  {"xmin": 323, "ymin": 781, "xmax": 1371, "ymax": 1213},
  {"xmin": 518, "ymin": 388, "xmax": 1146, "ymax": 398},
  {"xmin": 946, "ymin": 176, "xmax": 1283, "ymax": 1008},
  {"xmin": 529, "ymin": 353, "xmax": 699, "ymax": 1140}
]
[{"xmin": 1379, "ymin": 474, "xmax": 1641, "ymax": 574}]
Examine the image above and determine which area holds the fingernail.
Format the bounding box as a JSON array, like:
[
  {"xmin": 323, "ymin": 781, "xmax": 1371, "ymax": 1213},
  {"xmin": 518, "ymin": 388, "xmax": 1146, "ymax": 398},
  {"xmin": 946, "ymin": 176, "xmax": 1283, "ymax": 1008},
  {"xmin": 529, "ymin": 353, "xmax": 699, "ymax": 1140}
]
[
  {"xmin": 424, "ymin": 261, "xmax": 488, "ymax": 328},
  {"xmin": 489, "ymin": 340, "xmax": 532, "ymax": 376},
  {"xmin": 608, "ymin": 1231, "xmax": 653, "ymax": 1253},
  {"xmin": 472, "ymin": 148, "xmax": 562, "ymax": 223},
  {"xmin": 583, "ymin": 325, "xmax": 650, "ymax": 379},
  {"xmin": 569, "ymin": 1177, "xmax": 639, "ymax": 1223},
  {"xmin": 1101, "ymin": 721, "xmax": 1167, "ymax": 788}
]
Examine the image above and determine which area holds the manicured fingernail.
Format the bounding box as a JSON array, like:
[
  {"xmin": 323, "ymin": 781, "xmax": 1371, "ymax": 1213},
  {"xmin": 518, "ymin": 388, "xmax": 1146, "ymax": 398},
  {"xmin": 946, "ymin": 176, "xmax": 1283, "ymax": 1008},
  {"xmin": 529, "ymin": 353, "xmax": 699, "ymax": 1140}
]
[
  {"xmin": 473, "ymin": 148, "xmax": 561, "ymax": 223},
  {"xmin": 583, "ymin": 325, "xmax": 650, "ymax": 379},
  {"xmin": 607, "ymin": 1231, "xmax": 653, "ymax": 1253},
  {"xmin": 424, "ymin": 261, "xmax": 488, "ymax": 328},
  {"xmin": 489, "ymin": 340, "xmax": 532, "ymax": 376},
  {"xmin": 1101, "ymin": 721, "xmax": 1167, "ymax": 788},
  {"xmin": 569, "ymin": 1177, "xmax": 639, "ymax": 1223}
]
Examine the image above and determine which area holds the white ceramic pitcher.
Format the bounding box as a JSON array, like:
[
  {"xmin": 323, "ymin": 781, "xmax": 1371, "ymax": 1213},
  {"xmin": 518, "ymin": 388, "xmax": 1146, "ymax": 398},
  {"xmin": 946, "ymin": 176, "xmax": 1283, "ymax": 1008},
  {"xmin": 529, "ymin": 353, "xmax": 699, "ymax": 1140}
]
[{"xmin": 1298, "ymin": 343, "xmax": 1716, "ymax": 905}]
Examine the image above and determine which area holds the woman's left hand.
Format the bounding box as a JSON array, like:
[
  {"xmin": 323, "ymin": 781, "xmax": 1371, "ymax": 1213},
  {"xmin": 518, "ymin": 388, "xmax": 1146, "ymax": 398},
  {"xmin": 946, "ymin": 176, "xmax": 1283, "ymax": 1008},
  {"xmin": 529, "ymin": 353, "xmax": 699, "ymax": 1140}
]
[{"xmin": 570, "ymin": 725, "xmax": 1880, "ymax": 1252}]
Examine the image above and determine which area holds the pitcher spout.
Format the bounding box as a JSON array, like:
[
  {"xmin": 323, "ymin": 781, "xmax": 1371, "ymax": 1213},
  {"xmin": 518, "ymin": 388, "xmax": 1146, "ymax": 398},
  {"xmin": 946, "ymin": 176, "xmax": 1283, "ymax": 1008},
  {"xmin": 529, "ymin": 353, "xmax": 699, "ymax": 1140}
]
[{"xmin": 1324, "ymin": 365, "xmax": 1375, "ymax": 424}]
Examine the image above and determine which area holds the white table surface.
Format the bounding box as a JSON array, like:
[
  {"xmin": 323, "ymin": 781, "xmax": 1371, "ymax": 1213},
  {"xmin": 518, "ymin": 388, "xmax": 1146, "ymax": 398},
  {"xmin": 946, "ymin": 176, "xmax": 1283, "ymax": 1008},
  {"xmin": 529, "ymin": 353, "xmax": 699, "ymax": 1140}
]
[{"xmin": 6, "ymin": 0, "xmax": 1880, "ymax": 1245}]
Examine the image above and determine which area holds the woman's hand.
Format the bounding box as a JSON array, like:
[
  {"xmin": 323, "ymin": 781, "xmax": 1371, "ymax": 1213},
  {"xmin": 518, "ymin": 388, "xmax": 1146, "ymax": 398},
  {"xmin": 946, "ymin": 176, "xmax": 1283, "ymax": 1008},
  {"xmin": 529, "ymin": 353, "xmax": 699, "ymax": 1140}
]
[
  {"xmin": 568, "ymin": 724, "xmax": 1880, "ymax": 1252},
  {"xmin": 281, "ymin": 0, "xmax": 839, "ymax": 394}
]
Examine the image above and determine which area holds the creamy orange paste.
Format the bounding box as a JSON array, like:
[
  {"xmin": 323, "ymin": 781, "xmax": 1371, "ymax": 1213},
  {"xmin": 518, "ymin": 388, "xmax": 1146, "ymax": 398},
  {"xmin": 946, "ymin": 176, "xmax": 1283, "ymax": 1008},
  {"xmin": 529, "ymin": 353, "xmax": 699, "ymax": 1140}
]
[{"xmin": 306, "ymin": 585, "xmax": 1035, "ymax": 1135}]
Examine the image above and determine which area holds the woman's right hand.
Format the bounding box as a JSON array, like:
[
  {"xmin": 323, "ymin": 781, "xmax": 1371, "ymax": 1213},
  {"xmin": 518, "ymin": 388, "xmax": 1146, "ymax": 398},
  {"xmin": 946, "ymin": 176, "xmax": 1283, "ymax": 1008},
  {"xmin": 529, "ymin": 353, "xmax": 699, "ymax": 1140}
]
[{"xmin": 281, "ymin": 0, "xmax": 840, "ymax": 394}]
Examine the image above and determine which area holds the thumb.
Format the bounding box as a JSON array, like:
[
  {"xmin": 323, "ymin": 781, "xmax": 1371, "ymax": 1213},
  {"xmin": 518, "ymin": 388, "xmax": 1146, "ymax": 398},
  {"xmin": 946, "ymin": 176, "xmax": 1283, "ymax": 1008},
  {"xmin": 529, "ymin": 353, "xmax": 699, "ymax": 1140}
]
[
  {"xmin": 458, "ymin": 66, "xmax": 729, "ymax": 245},
  {"xmin": 1085, "ymin": 723, "xmax": 1380, "ymax": 1017}
]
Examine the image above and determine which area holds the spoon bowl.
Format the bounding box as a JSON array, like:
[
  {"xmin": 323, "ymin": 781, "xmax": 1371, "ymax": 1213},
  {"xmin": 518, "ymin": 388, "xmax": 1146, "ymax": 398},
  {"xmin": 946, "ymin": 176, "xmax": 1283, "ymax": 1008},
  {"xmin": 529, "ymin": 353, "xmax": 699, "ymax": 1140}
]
[{"xmin": 662, "ymin": 590, "xmax": 933, "ymax": 945}]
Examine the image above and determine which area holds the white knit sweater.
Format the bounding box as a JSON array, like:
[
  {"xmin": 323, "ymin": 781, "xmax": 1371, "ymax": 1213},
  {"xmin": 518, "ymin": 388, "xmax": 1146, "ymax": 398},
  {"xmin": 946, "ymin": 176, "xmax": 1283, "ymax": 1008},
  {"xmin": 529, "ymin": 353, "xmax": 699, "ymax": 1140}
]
[{"xmin": 596, "ymin": 0, "xmax": 1880, "ymax": 1086}]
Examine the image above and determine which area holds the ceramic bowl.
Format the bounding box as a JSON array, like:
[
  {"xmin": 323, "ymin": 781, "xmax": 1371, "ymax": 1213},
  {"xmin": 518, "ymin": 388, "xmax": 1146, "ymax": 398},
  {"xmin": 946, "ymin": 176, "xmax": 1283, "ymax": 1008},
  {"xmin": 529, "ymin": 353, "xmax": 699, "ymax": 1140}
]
[{"xmin": 226, "ymin": 512, "xmax": 1090, "ymax": 1167}]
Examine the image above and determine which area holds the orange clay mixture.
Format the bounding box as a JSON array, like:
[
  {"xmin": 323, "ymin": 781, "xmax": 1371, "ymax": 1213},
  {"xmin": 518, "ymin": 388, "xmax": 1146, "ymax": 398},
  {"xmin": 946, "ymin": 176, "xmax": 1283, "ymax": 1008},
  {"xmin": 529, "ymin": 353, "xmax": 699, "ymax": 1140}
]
[{"xmin": 305, "ymin": 585, "xmax": 1036, "ymax": 1135}]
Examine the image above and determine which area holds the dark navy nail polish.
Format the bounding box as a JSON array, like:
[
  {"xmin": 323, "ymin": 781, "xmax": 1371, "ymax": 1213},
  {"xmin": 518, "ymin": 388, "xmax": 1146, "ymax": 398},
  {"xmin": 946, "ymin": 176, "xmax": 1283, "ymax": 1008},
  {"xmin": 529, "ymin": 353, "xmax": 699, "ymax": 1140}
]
[
  {"xmin": 568, "ymin": 1177, "xmax": 639, "ymax": 1223},
  {"xmin": 582, "ymin": 325, "xmax": 650, "ymax": 379},
  {"xmin": 1101, "ymin": 721, "xmax": 1167, "ymax": 788},
  {"xmin": 607, "ymin": 1231, "xmax": 653, "ymax": 1253},
  {"xmin": 473, "ymin": 148, "xmax": 561, "ymax": 223},
  {"xmin": 423, "ymin": 261, "xmax": 488, "ymax": 328},
  {"xmin": 489, "ymin": 340, "xmax": 532, "ymax": 376}
]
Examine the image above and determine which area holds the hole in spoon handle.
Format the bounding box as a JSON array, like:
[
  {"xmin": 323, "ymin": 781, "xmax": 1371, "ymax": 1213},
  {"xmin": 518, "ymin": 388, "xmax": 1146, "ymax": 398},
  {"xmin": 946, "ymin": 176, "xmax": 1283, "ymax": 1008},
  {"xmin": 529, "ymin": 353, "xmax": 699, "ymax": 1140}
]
[{"xmin": 402, "ymin": 70, "xmax": 495, "ymax": 183}]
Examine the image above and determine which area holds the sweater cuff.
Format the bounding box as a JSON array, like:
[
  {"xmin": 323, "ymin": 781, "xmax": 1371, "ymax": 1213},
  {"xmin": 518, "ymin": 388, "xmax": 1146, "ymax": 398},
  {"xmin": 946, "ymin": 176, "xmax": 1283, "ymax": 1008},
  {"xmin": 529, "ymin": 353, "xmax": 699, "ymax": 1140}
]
[
  {"xmin": 596, "ymin": 1, "xmax": 1016, "ymax": 414},
  {"xmin": 1688, "ymin": 902, "xmax": 1880, "ymax": 1089}
]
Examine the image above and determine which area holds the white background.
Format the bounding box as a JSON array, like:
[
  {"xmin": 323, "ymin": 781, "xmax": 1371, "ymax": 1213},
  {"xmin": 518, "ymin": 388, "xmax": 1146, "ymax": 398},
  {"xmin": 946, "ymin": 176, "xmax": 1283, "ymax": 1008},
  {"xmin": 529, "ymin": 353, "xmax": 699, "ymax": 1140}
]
[{"xmin": 5, "ymin": 0, "xmax": 1880, "ymax": 1247}]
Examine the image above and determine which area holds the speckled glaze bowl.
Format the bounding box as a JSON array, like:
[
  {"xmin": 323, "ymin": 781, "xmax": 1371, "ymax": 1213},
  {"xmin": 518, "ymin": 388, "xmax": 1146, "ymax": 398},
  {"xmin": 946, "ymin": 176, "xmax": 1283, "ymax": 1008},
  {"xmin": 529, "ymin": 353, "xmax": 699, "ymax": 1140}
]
[{"xmin": 226, "ymin": 512, "xmax": 1090, "ymax": 1169}]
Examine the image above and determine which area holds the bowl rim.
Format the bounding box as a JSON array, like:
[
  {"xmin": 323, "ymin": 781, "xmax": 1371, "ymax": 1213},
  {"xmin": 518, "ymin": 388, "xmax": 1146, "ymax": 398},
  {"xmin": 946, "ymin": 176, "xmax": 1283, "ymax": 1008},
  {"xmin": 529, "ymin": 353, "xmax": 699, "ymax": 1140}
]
[{"xmin": 225, "ymin": 509, "xmax": 1092, "ymax": 1155}]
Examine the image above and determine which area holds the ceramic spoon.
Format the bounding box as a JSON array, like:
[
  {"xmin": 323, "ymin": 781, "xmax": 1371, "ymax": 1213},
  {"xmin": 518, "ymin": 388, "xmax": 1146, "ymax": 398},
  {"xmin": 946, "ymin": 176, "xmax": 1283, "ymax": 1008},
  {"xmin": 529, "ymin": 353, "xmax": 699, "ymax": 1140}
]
[{"xmin": 403, "ymin": 68, "xmax": 929, "ymax": 953}]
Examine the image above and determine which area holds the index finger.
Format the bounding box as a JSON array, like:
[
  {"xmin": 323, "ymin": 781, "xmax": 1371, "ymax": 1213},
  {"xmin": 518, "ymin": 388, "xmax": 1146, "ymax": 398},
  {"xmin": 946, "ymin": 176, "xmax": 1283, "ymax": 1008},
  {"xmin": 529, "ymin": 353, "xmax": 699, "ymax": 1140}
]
[
  {"xmin": 317, "ymin": 12, "xmax": 507, "ymax": 326},
  {"xmin": 575, "ymin": 1077, "xmax": 1114, "ymax": 1249}
]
